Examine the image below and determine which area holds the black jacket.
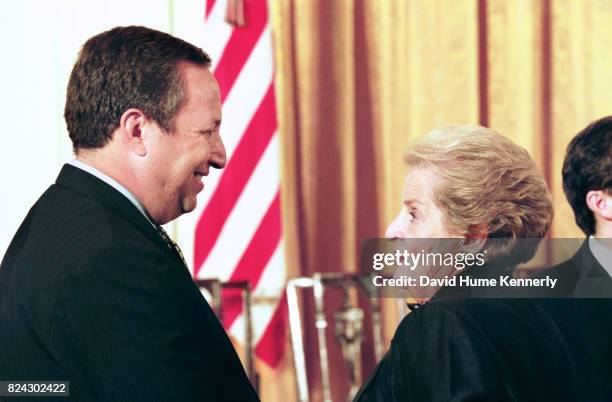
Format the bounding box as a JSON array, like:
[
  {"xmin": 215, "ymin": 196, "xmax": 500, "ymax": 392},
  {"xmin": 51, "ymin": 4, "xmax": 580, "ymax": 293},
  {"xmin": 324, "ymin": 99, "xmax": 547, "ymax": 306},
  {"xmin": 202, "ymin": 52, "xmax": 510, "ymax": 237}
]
[{"xmin": 0, "ymin": 164, "xmax": 259, "ymax": 402}]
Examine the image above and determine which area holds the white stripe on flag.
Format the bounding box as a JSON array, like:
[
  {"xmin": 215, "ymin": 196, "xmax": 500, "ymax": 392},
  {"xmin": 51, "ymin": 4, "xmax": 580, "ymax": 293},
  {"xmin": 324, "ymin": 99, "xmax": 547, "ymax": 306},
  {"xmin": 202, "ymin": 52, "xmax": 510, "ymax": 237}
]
[
  {"xmin": 171, "ymin": 0, "xmax": 232, "ymax": 67},
  {"xmin": 203, "ymin": 0, "xmax": 233, "ymax": 64}
]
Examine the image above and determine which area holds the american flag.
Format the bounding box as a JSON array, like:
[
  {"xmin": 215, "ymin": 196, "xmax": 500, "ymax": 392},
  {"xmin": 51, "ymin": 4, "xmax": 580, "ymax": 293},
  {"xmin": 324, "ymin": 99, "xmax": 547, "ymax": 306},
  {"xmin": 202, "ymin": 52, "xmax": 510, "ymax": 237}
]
[{"xmin": 175, "ymin": 0, "xmax": 287, "ymax": 368}]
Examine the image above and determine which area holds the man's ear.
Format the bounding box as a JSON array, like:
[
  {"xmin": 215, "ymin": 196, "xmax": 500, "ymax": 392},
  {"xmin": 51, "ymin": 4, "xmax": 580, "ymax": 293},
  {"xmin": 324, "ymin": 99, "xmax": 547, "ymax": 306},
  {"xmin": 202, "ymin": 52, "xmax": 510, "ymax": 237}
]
[
  {"xmin": 586, "ymin": 190, "xmax": 612, "ymax": 220},
  {"xmin": 119, "ymin": 108, "xmax": 148, "ymax": 156}
]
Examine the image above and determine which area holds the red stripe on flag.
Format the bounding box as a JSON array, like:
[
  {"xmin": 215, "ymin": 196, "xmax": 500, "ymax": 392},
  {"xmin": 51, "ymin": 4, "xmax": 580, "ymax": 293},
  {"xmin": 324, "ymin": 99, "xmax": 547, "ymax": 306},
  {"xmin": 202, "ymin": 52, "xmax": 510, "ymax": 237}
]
[
  {"xmin": 255, "ymin": 294, "xmax": 288, "ymax": 367},
  {"xmin": 205, "ymin": 0, "xmax": 216, "ymax": 20},
  {"xmin": 220, "ymin": 192, "xmax": 281, "ymax": 328},
  {"xmin": 214, "ymin": 0, "xmax": 268, "ymax": 101},
  {"xmin": 193, "ymin": 85, "xmax": 277, "ymax": 276}
]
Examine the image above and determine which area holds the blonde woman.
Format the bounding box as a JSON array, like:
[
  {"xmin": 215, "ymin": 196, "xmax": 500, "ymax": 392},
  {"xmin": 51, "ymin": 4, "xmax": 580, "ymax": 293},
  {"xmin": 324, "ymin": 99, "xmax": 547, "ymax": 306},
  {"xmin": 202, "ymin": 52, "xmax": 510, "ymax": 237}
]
[{"xmin": 354, "ymin": 126, "xmax": 588, "ymax": 402}]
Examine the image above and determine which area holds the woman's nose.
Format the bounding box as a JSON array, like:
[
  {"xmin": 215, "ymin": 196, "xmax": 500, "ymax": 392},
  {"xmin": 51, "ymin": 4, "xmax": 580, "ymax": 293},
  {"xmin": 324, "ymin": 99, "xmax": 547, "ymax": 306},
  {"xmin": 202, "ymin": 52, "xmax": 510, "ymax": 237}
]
[{"xmin": 385, "ymin": 215, "xmax": 405, "ymax": 239}]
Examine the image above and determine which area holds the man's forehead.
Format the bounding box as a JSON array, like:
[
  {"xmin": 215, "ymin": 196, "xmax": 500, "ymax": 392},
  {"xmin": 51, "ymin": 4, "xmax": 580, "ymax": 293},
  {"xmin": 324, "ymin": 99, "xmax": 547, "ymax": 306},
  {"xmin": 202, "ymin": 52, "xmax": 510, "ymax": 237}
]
[{"xmin": 178, "ymin": 62, "xmax": 219, "ymax": 101}]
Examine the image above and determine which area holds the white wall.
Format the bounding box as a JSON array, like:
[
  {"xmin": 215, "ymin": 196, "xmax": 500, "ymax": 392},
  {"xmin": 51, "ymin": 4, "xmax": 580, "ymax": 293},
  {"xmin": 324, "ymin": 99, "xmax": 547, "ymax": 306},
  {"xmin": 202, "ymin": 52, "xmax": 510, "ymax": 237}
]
[{"xmin": 0, "ymin": 0, "xmax": 173, "ymax": 258}]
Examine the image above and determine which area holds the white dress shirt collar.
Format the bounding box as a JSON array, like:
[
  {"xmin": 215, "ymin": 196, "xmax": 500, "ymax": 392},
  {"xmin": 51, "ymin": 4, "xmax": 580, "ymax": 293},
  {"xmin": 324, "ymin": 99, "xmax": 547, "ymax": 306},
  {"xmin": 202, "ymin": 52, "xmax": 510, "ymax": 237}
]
[
  {"xmin": 588, "ymin": 235, "xmax": 612, "ymax": 278},
  {"xmin": 68, "ymin": 159, "xmax": 155, "ymax": 226}
]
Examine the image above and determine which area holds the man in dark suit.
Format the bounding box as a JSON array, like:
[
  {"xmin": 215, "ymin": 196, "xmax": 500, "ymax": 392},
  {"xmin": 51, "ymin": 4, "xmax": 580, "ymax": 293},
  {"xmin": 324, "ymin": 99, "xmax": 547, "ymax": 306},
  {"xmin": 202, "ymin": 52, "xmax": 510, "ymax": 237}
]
[
  {"xmin": 539, "ymin": 116, "xmax": 611, "ymax": 297},
  {"xmin": 0, "ymin": 26, "xmax": 259, "ymax": 401},
  {"xmin": 531, "ymin": 116, "xmax": 612, "ymax": 401}
]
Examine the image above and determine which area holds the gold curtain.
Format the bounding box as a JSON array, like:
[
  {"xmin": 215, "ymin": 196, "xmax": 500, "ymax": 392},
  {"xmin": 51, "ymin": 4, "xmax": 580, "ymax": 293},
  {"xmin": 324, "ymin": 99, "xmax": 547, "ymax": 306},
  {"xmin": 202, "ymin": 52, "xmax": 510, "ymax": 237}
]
[{"xmin": 262, "ymin": 1, "xmax": 612, "ymax": 401}]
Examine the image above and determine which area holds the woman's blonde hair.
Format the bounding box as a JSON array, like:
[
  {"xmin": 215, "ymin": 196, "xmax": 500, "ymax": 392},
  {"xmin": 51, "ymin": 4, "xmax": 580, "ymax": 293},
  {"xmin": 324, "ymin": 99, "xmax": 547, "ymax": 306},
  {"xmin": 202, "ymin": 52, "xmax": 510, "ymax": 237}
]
[{"xmin": 404, "ymin": 125, "xmax": 553, "ymax": 265}]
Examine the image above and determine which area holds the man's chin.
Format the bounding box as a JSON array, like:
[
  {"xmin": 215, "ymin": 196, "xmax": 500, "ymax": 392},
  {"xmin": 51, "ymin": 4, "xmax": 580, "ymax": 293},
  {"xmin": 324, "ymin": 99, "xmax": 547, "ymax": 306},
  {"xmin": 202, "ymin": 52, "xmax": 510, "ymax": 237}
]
[{"xmin": 180, "ymin": 198, "xmax": 197, "ymax": 215}]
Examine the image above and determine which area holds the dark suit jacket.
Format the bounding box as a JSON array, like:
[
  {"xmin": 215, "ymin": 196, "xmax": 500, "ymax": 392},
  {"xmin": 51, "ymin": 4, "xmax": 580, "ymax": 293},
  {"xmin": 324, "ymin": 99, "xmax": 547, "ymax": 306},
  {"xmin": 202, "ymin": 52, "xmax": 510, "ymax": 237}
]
[
  {"xmin": 354, "ymin": 249, "xmax": 612, "ymax": 402},
  {"xmin": 0, "ymin": 164, "xmax": 259, "ymax": 402},
  {"xmin": 534, "ymin": 239, "xmax": 612, "ymax": 298}
]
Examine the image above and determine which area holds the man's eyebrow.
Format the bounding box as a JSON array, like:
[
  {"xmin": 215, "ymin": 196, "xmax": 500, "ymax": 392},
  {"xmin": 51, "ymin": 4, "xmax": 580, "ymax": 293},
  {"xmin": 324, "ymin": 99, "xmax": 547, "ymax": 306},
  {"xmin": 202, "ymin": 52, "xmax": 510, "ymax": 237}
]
[{"xmin": 199, "ymin": 120, "xmax": 221, "ymax": 132}]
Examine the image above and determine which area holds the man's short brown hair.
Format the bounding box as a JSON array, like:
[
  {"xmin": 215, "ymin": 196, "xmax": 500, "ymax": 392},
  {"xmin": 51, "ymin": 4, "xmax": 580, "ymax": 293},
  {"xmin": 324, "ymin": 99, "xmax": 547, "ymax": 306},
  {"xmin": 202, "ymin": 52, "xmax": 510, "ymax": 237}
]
[
  {"xmin": 562, "ymin": 116, "xmax": 612, "ymax": 235},
  {"xmin": 64, "ymin": 26, "xmax": 211, "ymax": 150}
]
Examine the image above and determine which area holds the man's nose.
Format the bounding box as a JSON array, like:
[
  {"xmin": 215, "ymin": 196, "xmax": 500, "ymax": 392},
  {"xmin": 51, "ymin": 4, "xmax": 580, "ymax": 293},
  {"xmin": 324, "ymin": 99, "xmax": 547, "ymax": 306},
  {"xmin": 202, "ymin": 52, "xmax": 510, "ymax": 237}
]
[{"xmin": 209, "ymin": 135, "xmax": 227, "ymax": 169}]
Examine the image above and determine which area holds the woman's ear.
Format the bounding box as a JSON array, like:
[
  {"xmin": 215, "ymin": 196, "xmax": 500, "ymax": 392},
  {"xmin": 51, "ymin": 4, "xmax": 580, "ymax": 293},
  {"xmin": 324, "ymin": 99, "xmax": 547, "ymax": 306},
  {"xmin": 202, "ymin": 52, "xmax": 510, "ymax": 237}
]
[{"xmin": 462, "ymin": 223, "xmax": 488, "ymax": 253}]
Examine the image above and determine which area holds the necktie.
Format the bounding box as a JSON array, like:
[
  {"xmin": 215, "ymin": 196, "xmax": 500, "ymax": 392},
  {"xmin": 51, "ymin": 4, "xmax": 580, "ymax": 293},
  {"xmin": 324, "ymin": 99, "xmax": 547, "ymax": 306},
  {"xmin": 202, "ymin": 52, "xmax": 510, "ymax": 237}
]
[{"xmin": 155, "ymin": 224, "xmax": 189, "ymax": 270}]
